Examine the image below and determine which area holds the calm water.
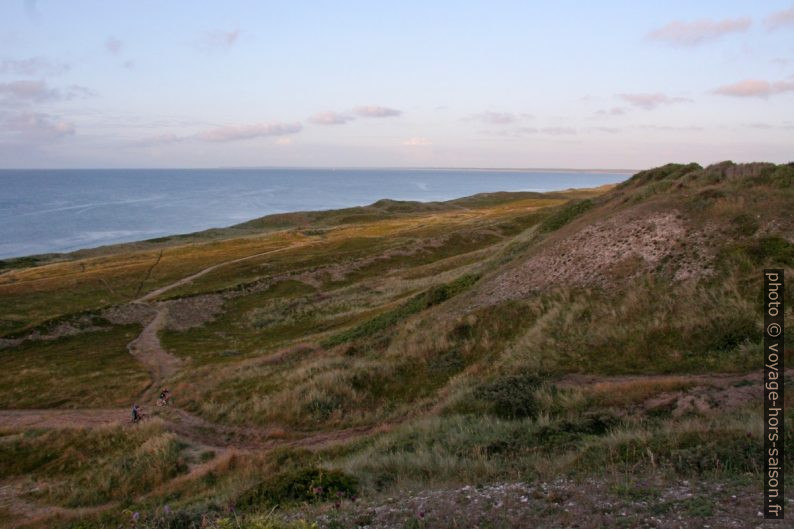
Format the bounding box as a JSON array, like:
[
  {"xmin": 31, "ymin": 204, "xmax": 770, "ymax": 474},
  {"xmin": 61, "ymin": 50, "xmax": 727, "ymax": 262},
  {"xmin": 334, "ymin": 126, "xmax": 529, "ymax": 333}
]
[{"xmin": 0, "ymin": 168, "xmax": 630, "ymax": 259}]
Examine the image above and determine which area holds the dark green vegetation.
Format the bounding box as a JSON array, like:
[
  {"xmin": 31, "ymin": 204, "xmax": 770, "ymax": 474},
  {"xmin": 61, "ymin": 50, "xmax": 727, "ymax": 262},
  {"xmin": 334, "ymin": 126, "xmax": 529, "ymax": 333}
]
[{"xmin": 0, "ymin": 162, "xmax": 792, "ymax": 528}]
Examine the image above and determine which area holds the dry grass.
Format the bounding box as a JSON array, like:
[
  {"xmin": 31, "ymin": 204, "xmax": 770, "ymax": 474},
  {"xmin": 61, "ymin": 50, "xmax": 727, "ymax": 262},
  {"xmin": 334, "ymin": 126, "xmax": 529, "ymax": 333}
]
[{"xmin": 1, "ymin": 166, "xmax": 792, "ymax": 527}]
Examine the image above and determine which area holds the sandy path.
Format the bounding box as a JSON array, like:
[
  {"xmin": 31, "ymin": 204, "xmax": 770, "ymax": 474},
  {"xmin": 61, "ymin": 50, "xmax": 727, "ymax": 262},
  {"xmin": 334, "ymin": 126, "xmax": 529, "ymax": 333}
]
[
  {"xmin": 126, "ymin": 302, "xmax": 181, "ymax": 400},
  {"xmin": 0, "ymin": 409, "xmax": 128, "ymax": 429},
  {"xmin": 124, "ymin": 242, "xmax": 309, "ymax": 400},
  {"xmin": 136, "ymin": 243, "xmax": 302, "ymax": 303}
]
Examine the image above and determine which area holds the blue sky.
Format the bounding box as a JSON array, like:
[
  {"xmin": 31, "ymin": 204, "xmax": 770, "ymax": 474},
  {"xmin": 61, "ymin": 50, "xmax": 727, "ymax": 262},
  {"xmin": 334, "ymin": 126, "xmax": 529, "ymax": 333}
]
[{"xmin": 1, "ymin": 0, "xmax": 793, "ymax": 169}]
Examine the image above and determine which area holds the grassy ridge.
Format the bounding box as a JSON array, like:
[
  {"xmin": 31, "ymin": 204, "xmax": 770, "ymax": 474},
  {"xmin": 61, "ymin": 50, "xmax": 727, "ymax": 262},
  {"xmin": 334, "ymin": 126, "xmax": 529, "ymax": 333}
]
[{"xmin": 1, "ymin": 163, "xmax": 792, "ymax": 528}]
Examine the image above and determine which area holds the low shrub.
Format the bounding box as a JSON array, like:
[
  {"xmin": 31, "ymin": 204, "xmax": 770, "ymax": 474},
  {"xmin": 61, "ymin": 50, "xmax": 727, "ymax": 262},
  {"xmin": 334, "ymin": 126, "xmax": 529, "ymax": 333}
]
[
  {"xmin": 238, "ymin": 467, "xmax": 357, "ymax": 508},
  {"xmin": 474, "ymin": 374, "xmax": 545, "ymax": 419}
]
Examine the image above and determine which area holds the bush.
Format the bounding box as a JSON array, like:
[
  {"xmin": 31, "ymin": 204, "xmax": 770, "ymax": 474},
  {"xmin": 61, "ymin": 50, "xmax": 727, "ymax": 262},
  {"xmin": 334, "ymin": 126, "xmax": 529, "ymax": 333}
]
[
  {"xmin": 746, "ymin": 237, "xmax": 794, "ymax": 266},
  {"xmin": 730, "ymin": 213, "xmax": 759, "ymax": 236},
  {"xmin": 535, "ymin": 412, "xmax": 620, "ymax": 448},
  {"xmin": 474, "ymin": 374, "xmax": 545, "ymax": 419},
  {"xmin": 238, "ymin": 467, "xmax": 357, "ymax": 508}
]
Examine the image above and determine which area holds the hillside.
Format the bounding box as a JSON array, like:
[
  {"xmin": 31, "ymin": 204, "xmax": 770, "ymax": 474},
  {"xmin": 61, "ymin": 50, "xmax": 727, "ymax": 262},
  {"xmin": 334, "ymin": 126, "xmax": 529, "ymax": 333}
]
[{"xmin": 0, "ymin": 161, "xmax": 792, "ymax": 529}]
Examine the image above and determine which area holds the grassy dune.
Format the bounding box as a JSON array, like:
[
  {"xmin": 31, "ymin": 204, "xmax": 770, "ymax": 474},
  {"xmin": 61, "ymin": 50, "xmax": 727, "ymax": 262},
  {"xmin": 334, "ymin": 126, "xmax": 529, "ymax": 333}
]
[{"xmin": 0, "ymin": 163, "xmax": 792, "ymax": 528}]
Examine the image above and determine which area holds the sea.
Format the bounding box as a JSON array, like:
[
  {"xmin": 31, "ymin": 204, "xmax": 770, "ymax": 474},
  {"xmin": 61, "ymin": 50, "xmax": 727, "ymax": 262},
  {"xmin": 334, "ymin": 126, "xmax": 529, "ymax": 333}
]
[{"xmin": 0, "ymin": 168, "xmax": 631, "ymax": 259}]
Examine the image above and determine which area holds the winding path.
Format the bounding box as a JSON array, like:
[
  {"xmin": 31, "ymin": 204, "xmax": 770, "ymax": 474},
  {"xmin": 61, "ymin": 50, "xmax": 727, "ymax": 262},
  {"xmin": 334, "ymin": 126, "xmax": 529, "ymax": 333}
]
[
  {"xmin": 136, "ymin": 243, "xmax": 301, "ymax": 303},
  {"xmin": 126, "ymin": 242, "xmax": 310, "ymax": 399},
  {"xmin": 0, "ymin": 239, "xmax": 781, "ymax": 527},
  {"xmin": 0, "ymin": 242, "xmax": 311, "ymax": 443}
]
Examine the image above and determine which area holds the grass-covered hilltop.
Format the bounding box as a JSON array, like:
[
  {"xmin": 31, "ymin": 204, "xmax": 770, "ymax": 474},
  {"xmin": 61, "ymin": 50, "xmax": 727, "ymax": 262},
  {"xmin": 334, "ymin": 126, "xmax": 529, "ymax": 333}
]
[{"xmin": 0, "ymin": 161, "xmax": 792, "ymax": 529}]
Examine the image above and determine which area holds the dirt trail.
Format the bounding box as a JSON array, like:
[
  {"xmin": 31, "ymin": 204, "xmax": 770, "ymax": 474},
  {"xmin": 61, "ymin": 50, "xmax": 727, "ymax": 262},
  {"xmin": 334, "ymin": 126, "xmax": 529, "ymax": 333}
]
[
  {"xmin": 2, "ymin": 239, "xmax": 779, "ymax": 527},
  {"xmin": 124, "ymin": 242, "xmax": 309, "ymax": 399},
  {"xmin": 126, "ymin": 302, "xmax": 181, "ymax": 400},
  {"xmin": 136, "ymin": 244, "xmax": 302, "ymax": 303},
  {"xmin": 0, "ymin": 409, "xmax": 128, "ymax": 429},
  {"xmin": 0, "ymin": 366, "xmax": 776, "ymax": 527}
]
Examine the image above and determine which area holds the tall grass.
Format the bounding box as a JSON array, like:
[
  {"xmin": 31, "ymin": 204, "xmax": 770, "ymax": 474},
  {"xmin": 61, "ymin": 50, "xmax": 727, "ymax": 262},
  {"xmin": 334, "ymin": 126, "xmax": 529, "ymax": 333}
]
[{"xmin": 0, "ymin": 420, "xmax": 186, "ymax": 507}]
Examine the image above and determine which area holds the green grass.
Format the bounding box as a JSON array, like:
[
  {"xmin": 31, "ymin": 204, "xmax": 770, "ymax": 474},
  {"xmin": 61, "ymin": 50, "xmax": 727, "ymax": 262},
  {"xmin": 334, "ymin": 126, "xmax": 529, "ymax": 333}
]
[
  {"xmin": 323, "ymin": 273, "xmax": 480, "ymax": 347},
  {"xmin": 0, "ymin": 324, "xmax": 148, "ymax": 408}
]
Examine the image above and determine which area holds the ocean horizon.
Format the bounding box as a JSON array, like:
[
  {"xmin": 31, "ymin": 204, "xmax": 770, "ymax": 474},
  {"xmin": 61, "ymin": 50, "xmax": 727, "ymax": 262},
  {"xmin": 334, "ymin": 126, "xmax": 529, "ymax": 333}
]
[{"xmin": 0, "ymin": 167, "xmax": 631, "ymax": 259}]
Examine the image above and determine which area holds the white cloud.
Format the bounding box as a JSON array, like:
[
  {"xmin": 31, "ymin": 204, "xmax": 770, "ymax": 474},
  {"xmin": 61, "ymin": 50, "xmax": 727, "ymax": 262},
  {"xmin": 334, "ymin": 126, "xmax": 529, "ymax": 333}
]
[
  {"xmin": 195, "ymin": 122, "xmax": 302, "ymax": 142},
  {"xmin": 131, "ymin": 133, "xmax": 186, "ymax": 147},
  {"xmin": 647, "ymin": 17, "xmax": 751, "ymax": 46},
  {"xmin": 353, "ymin": 105, "xmax": 401, "ymax": 118},
  {"xmin": 619, "ymin": 93, "xmax": 692, "ymax": 110},
  {"xmin": 308, "ymin": 111, "xmax": 354, "ymax": 125},
  {"xmin": 713, "ymin": 78, "xmax": 794, "ymax": 98}
]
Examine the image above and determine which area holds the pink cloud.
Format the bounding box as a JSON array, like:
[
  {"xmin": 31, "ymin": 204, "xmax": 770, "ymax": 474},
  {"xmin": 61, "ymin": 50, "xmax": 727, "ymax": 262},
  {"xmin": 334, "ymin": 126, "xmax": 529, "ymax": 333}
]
[
  {"xmin": 308, "ymin": 111, "xmax": 354, "ymax": 125},
  {"xmin": 353, "ymin": 105, "xmax": 401, "ymax": 118},
  {"xmin": 1, "ymin": 111, "xmax": 75, "ymax": 141},
  {"xmin": 195, "ymin": 122, "xmax": 302, "ymax": 142},
  {"xmin": 713, "ymin": 78, "xmax": 794, "ymax": 98},
  {"xmin": 105, "ymin": 36, "xmax": 123, "ymax": 55},
  {"xmin": 402, "ymin": 137, "xmax": 431, "ymax": 146},
  {"xmin": 0, "ymin": 80, "xmax": 94, "ymax": 103},
  {"xmin": 765, "ymin": 5, "xmax": 794, "ymax": 31},
  {"xmin": 647, "ymin": 17, "xmax": 751, "ymax": 46},
  {"xmin": 619, "ymin": 93, "xmax": 692, "ymax": 110},
  {"xmin": 0, "ymin": 80, "xmax": 59, "ymax": 102}
]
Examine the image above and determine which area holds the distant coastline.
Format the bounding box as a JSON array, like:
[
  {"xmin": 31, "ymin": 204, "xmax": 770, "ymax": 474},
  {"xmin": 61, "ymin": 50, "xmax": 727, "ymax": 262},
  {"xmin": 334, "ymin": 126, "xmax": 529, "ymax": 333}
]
[
  {"xmin": 0, "ymin": 168, "xmax": 629, "ymax": 259},
  {"xmin": 0, "ymin": 166, "xmax": 640, "ymax": 174}
]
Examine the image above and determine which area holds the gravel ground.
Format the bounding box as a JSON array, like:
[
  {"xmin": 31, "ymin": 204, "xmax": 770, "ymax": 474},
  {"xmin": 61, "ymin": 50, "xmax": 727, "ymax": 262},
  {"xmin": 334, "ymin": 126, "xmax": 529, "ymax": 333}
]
[{"xmin": 287, "ymin": 477, "xmax": 792, "ymax": 529}]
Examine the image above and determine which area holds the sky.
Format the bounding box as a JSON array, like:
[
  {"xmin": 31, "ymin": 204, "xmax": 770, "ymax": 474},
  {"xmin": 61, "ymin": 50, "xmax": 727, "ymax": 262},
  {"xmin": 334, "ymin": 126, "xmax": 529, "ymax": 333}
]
[{"xmin": 0, "ymin": 0, "xmax": 793, "ymax": 169}]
